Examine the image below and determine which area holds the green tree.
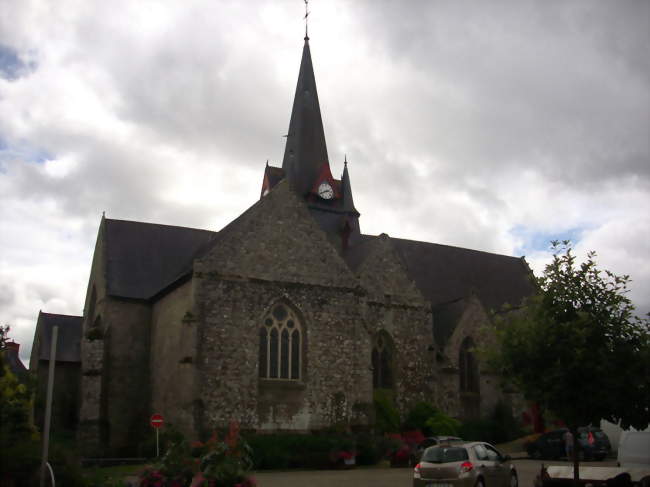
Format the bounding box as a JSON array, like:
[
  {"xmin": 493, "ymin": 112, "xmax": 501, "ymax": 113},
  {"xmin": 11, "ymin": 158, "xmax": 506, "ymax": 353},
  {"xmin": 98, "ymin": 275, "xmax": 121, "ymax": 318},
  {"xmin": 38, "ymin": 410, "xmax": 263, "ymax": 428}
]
[
  {"xmin": 487, "ymin": 242, "xmax": 650, "ymax": 483},
  {"xmin": 1, "ymin": 325, "xmax": 41, "ymax": 485}
]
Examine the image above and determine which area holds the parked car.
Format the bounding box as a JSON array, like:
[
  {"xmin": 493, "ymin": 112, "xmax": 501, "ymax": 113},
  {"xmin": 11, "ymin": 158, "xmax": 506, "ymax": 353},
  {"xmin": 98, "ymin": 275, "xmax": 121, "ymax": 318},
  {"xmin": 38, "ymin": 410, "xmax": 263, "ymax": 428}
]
[
  {"xmin": 410, "ymin": 436, "xmax": 463, "ymax": 465},
  {"xmin": 617, "ymin": 431, "xmax": 650, "ymax": 468},
  {"xmin": 525, "ymin": 427, "xmax": 611, "ymax": 461},
  {"xmin": 413, "ymin": 442, "xmax": 517, "ymax": 487}
]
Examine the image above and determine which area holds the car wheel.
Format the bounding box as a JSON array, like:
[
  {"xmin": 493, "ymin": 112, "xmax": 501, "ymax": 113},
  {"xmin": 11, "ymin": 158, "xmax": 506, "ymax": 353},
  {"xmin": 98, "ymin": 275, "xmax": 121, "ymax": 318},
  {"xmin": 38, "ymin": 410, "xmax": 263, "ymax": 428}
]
[{"xmin": 510, "ymin": 472, "xmax": 518, "ymax": 487}]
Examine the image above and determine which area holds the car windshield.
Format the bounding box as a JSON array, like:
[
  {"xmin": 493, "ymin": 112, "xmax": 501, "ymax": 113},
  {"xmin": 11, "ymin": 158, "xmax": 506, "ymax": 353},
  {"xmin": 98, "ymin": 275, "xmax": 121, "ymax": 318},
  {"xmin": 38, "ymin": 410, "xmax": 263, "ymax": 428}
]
[{"xmin": 422, "ymin": 446, "xmax": 469, "ymax": 463}]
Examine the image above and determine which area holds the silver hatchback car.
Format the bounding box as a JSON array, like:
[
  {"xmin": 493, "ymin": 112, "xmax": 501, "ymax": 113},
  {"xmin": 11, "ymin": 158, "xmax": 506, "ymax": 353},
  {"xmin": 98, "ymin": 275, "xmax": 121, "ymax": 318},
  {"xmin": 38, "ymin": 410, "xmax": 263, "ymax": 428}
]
[{"xmin": 413, "ymin": 442, "xmax": 518, "ymax": 487}]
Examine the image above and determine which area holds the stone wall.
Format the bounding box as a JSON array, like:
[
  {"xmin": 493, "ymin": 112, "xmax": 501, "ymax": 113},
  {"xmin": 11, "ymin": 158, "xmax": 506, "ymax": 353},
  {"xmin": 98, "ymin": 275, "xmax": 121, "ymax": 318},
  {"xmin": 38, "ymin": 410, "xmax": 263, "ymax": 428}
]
[
  {"xmin": 439, "ymin": 295, "xmax": 511, "ymax": 420},
  {"xmin": 102, "ymin": 298, "xmax": 152, "ymax": 454},
  {"xmin": 150, "ymin": 280, "xmax": 198, "ymax": 437},
  {"xmin": 78, "ymin": 338, "xmax": 104, "ymax": 455},
  {"xmin": 33, "ymin": 361, "xmax": 80, "ymax": 434},
  {"xmin": 193, "ymin": 277, "xmax": 363, "ymax": 431}
]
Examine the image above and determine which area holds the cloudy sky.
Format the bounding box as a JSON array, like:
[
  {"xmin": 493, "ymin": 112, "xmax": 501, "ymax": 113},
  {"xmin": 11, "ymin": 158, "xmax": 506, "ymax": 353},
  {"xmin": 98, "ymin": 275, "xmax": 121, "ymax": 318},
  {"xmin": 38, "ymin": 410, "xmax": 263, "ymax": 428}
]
[{"xmin": 1, "ymin": 1, "xmax": 648, "ymax": 363}]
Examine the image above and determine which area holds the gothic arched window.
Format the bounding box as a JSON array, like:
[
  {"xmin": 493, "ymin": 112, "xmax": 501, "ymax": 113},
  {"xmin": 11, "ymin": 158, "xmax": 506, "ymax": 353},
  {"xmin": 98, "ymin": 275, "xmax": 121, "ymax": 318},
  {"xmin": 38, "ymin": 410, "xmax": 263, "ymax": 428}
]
[
  {"xmin": 372, "ymin": 332, "xmax": 394, "ymax": 389},
  {"xmin": 459, "ymin": 337, "xmax": 479, "ymax": 393},
  {"xmin": 259, "ymin": 303, "xmax": 302, "ymax": 380},
  {"xmin": 459, "ymin": 336, "xmax": 480, "ymax": 419}
]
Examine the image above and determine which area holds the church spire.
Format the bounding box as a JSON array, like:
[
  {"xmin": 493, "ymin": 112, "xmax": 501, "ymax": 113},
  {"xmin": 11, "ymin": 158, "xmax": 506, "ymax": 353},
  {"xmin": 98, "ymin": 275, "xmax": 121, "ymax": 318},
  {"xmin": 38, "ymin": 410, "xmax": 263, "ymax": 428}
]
[
  {"xmin": 341, "ymin": 156, "xmax": 358, "ymax": 215},
  {"xmin": 281, "ymin": 36, "xmax": 330, "ymax": 196}
]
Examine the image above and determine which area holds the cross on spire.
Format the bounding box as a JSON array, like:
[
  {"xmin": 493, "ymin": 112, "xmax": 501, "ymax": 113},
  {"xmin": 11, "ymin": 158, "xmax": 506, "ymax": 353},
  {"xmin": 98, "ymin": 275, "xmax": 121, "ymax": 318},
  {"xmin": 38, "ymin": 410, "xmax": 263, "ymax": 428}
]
[{"xmin": 304, "ymin": 0, "xmax": 310, "ymax": 40}]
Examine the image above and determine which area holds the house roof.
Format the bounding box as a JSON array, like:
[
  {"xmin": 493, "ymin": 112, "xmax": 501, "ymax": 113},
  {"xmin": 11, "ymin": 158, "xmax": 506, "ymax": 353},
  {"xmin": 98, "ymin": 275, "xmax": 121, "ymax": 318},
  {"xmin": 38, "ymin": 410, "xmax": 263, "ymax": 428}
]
[
  {"xmin": 2, "ymin": 341, "xmax": 28, "ymax": 381},
  {"xmin": 34, "ymin": 312, "xmax": 83, "ymax": 363},
  {"xmin": 104, "ymin": 218, "xmax": 216, "ymax": 300}
]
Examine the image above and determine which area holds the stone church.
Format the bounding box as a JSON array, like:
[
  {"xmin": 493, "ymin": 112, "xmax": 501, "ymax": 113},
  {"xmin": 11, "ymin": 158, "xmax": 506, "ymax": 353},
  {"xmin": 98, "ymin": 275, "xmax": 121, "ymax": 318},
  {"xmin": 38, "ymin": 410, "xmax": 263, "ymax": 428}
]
[{"xmin": 30, "ymin": 36, "xmax": 534, "ymax": 455}]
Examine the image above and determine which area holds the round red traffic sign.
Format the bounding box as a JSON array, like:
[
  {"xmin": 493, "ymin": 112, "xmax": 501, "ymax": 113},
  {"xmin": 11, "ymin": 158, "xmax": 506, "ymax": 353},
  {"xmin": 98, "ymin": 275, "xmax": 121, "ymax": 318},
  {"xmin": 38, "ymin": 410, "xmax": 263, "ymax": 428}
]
[{"xmin": 150, "ymin": 413, "xmax": 164, "ymax": 429}]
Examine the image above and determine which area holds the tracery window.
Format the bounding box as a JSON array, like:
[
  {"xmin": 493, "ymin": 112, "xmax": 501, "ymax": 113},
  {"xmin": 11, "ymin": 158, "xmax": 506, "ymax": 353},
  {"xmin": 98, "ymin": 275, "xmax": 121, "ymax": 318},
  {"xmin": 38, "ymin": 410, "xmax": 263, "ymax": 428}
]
[
  {"xmin": 372, "ymin": 332, "xmax": 394, "ymax": 389},
  {"xmin": 259, "ymin": 303, "xmax": 302, "ymax": 380}
]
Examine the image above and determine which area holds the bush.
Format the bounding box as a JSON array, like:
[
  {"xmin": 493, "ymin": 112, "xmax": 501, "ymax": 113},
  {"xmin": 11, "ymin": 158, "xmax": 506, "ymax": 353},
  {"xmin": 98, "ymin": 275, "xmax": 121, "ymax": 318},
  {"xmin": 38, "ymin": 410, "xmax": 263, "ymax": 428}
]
[
  {"xmin": 425, "ymin": 409, "xmax": 461, "ymax": 437},
  {"xmin": 373, "ymin": 389, "xmax": 400, "ymax": 434},
  {"xmin": 459, "ymin": 401, "xmax": 522, "ymax": 444},
  {"xmin": 354, "ymin": 433, "xmax": 382, "ymax": 465},
  {"xmin": 139, "ymin": 422, "xmax": 256, "ymax": 487},
  {"xmin": 402, "ymin": 403, "xmax": 438, "ymax": 434},
  {"xmin": 49, "ymin": 442, "xmax": 86, "ymax": 487},
  {"xmin": 247, "ymin": 433, "xmax": 340, "ymax": 470},
  {"xmin": 246, "ymin": 431, "xmax": 390, "ymax": 470}
]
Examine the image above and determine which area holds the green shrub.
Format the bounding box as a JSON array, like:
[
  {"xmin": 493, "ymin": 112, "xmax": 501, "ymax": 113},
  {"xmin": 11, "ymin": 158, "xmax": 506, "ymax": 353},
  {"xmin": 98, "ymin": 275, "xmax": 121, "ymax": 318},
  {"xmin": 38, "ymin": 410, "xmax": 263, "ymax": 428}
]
[
  {"xmin": 246, "ymin": 432, "xmax": 383, "ymax": 470},
  {"xmin": 425, "ymin": 409, "xmax": 461, "ymax": 436},
  {"xmin": 403, "ymin": 402, "xmax": 438, "ymax": 434},
  {"xmin": 459, "ymin": 401, "xmax": 522, "ymax": 444},
  {"xmin": 48, "ymin": 442, "xmax": 86, "ymax": 487},
  {"xmin": 247, "ymin": 433, "xmax": 337, "ymax": 469},
  {"xmin": 373, "ymin": 389, "xmax": 400, "ymax": 434},
  {"xmin": 353, "ymin": 433, "xmax": 382, "ymax": 465}
]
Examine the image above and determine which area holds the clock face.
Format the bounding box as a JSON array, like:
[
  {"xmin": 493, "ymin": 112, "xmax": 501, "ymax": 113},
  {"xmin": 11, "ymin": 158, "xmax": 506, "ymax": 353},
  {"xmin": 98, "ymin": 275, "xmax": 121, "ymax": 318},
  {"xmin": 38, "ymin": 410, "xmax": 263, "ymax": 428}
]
[{"xmin": 317, "ymin": 182, "xmax": 334, "ymax": 200}]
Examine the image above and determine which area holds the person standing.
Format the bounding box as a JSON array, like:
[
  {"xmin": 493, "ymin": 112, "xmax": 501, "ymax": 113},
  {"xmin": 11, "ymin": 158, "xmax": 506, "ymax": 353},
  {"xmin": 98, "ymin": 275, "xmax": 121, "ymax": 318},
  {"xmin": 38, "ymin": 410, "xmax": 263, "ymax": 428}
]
[{"xmin": 563, "ymin": 430, "xmax": 574, "ymax": 460}]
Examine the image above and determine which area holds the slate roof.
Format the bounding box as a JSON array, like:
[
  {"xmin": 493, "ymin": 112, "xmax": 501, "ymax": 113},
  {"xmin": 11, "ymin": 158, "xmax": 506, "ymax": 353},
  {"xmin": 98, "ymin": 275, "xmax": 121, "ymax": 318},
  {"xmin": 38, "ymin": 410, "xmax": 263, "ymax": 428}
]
[
  {"xmin": 281, "ymin": 37, "xmax": 330, "ymax": 196},
  {"xmin": 344, "ymin": 234, "xmax": 534, "ymax": 309},
  {"xmin": 2, "ymin": 342, "xmax": 28, "ymax": 381},
  {"xmin": 104, "ymin": 218, "xmax": 216, "ymax": 300},
  {"xmin": 391, "ymin": 237, "xmax": 535, "ymax": 312},
  {"xmin": 100, "ymin": 214, "xmax": 534, "ymax": 321},
  {"xmin": 432, "ymin": 298, "xmax": 472, "ymax": 349},
  {"xmin": 34, "ymin": 312, "xmax": 83, "ymax": 363}
]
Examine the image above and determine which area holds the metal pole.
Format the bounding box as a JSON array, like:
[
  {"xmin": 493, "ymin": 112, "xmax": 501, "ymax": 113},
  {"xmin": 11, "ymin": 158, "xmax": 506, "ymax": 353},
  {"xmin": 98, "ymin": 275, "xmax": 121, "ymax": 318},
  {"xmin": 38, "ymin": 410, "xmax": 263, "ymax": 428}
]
[
  {"xmin": 156, "ymin": 427, "xmax": 159, "ymax": 458},
  {"xmin": 40, "ymin": 325, "xmax": 58, "ymax": 487}
]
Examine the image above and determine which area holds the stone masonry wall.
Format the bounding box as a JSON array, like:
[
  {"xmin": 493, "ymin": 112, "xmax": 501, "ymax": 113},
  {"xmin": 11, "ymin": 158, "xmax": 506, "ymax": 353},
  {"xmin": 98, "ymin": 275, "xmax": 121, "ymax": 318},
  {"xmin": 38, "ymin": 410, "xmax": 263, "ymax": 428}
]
[
  {"xmin": 363, "ymin": 301, "xmax": 435, "ymax": 416},
  {"xmin": 189, "ymin": 181, "xmax": 438, "ymax": 432},
  {"xmin": 440, "ymin": 296, "xmax": 507, "ymax": 419},
  {"xmin": 193, "ymin": 276, "xmax": 368, "ymax": 431},
  {"xmin": 79, "ymin": 338, "xmax": 104, "ymax": 455},
  {"xmin": 102, "ymin": 298, "xmax": 151, "ymax": 454},
  {"xmin": 150, "ymin": 280, "xmax": 198, "ymax": 437}
]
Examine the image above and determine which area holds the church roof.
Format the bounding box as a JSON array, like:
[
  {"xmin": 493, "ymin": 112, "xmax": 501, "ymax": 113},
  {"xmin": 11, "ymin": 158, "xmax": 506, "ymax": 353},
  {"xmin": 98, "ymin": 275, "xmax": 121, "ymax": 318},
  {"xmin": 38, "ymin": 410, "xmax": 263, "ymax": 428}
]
[
  {"xmin": 104, "ymin": 218, "xmax": 216, "ymax": 299},
  {"xmin": 33, "ymin": 312, "xmax": 83, "ymax": 363},
  {"xmin": 281, "ymin": 37, "xmax": 330, "ymax": 196},
  {"xmin": 340, "ymin": 161, "xmax": 359, "ymax": 215},
  {"xmin": 100, "ymin": 215, "xmax": 534, "ymax": 317},
  {"xmin": 391, "ymin": 237, "xmax": 535, "ymax": 312},
  {"xmin": 432, "ymin": 297, "xmax": 473, "ymax": 349}
]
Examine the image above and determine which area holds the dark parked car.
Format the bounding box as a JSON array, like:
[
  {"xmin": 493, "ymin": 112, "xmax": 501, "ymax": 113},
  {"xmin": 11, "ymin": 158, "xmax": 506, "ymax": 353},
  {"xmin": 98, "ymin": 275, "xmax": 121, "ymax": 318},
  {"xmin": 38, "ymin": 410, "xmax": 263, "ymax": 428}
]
[
  {"xmin": 525, "ymin": 427, "xmax": 611, "ymax": 461},
  {"xmin": 413, "ymin": 441, "xmax": 518, "ymax": 487}
]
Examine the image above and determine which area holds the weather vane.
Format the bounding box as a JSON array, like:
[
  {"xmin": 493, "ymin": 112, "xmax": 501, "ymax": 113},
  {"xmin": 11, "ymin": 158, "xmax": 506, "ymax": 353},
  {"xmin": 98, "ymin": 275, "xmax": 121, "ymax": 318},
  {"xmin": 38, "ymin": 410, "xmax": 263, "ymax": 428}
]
[{"xmin": 304, "ymin": 0, "xmax": 310, "ymax": 39}]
